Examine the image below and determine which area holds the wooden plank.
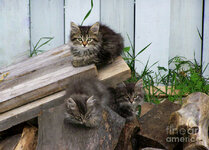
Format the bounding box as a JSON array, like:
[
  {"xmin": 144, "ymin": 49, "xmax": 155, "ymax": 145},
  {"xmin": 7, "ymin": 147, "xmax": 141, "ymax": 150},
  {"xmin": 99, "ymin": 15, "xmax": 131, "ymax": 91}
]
[
  {"xmin": 203, "ymin": 0, "xmax": 209, "ymax": 77},
  {"xmin": 36, "ymin": 105, "xmax": 125, "ymax": 150},
  {"xmin": 0, "ymin": 63, "xmax": 96, "ymax": 113},
  {"xmin": 169, "ymin": 0, "xmax": 202, "ymax": 64},
  {"xmin": 0, "ymin": 44, "xmax": 70, "ymax": 81},
  {"xmin": 0, "ymin": 0, "xmax": 30, "ymax": 68},
  {"xmin": 100, "ymin": 0, "xmax": 134, "ymax": 47},
  {"xmin": 135, "ymin": 0, "xmax": 170, "ymax": 73},
  {"xmin": 0, "ymin": 134, "xmax": 21, "ymax": 150},
  {"xmin": 30, "ymin": 0, "xmax": 64, "ymax": 50},
  {"xmin": 0, "ymin": 91, "xmax": 65, "ymax": 132},
  {"xmin": 64, "ymin": 0, "xmax": 100, "ymax": 43},
  {"xmin": 0, "ymin": 57, "xmax": 131, "ymax": 131},
  {"xmin": 98, "ymin": 56, "xmax": 131, "ymax": 87},
  {"xmin": 14, "ymin": 127, "xmax": 38, "ymax": 150}
]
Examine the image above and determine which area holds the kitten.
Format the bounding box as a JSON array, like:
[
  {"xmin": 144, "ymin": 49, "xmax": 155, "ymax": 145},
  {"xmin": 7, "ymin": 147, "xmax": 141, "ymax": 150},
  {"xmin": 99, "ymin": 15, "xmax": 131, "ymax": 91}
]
[
  {"xmin": 64, "ymin": 77, "xmax": 109, "ymax": 128},
  {"xmin": 109, "ymin": 79, "xmax": 145, "ymax": 121},
  {"xmin": 69, "ymin": 22, "xmax": 124, "ymax": 67}
]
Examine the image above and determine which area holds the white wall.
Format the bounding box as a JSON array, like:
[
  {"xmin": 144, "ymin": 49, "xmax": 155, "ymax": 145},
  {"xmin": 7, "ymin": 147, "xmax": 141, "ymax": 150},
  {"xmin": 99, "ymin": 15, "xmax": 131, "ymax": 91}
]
[
  {"xmin": 135, "ymin": 0, "xmax": 170, "ymax": 73},
  {"xmin": 30, "ymin": 0, "xmax": 65, "ymax": 51},
  {"xmin": 169, "ymin": 0, "xmax": 202, "ymax": 63},
  {"xmin": 101, "ymin": 0, "xmax": 134, "ymax": 47},
  {"xmin": 0, "ymin": 0, "xmax": 30, "ymax": 68},
  {"xmin": 203, "ymin": 0, "xmax": 209, "ymax": 77}
]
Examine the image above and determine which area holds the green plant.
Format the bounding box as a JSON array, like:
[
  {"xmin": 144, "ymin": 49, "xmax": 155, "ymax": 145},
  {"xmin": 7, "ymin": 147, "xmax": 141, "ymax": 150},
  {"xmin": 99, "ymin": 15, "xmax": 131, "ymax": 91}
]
[
  {"xmin": 81, "ymin": 0, "xmax": 94, "ymax": 25},
  {"xmin": 123, "ymin": 34, "xmax": 152, "ymax": 82},
  {"xmin": 30, "ymin": 37, "xmax": 54, "ymax": 57}
]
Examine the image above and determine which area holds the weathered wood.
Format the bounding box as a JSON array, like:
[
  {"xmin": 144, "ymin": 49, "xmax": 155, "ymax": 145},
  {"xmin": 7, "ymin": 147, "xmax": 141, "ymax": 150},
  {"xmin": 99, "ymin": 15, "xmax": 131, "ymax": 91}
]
[
  {"xmin": 37, "ymin": 104, "xmax": 125, "ymax": 150},
  {"xmin": 0, "ymin": 63, "xmax": 96, "ymax": 113},
  {"xmin": 140, "ymin": 102, "xmax": 155, "ymax": 117},
  {"xmin": 0, "ymin": 56, "xmax": 130, "ymax": 132},
  {"xmin": 137, "ymin": 100, "xmax": 181, "ymax": 150},
  {"xmin": 0, "ymin": 91, "xmax": 65, "ymax": 132},
  {"xmin": 98, "ymin": 56, "xmax": 131, "ymax": 87},
  {"xmin": 0, "ymin": 43, "xmax": 97, "ymax": 113},
  {"xmin": 14, "ymin": 127, "xmax": 38, "ymax": 150},
  {"xmin": 169, "ymin": 92, "xmax": 209, "ymax": 150},
  {"xmin": 0, "ymin": 134, "xmax": 21, "ymax": 150},
  {"xmin": 115, "ymin": 119, "xmax": 140, "ymax": 150}
]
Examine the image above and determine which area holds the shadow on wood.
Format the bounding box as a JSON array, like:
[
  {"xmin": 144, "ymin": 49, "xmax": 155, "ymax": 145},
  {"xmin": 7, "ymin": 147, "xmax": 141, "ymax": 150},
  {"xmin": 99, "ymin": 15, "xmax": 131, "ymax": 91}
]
[{"xmin": 37, "ymin": 104, "xmax": 125, "ymax": 150}]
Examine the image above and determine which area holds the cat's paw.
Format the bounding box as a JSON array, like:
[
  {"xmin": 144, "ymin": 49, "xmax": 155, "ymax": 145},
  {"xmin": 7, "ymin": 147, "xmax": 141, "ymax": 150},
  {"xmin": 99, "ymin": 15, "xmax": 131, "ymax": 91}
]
[{"xmin": 72, "ymin": 60, "xmax": 81, "ymax": 67}]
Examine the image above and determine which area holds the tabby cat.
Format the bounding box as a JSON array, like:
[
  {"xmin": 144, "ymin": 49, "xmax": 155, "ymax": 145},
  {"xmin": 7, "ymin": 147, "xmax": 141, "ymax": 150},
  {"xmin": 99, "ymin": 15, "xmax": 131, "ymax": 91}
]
[
  {"xmin": 69, "ymin": 22, "xmax": 124, "ymax": 67},
  {"xmin": 64, "ymin": 77, "xmax": 109, "ymax": 128},
  {"xmin": 109, "ymin": 79, "xmax": 145, "ymax": 121}
]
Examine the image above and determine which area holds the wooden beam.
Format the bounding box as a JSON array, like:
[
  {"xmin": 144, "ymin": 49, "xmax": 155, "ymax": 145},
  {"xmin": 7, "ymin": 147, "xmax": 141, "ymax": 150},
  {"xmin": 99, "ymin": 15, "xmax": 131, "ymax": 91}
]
[
  {"xmin": 0, "ymin": 44, "xmax": 97, "ymax": 113},
  {"xmin": 14, "ymin": 126, "xmax": 38, "ymax": 150},
  {"xmin": 98, "ymin": 56, "xmax": 131, "ymax": 87},
  {"xmin": 0, "ymin": 64, "xmax": 96, "ymax": 113},
  {"xmin": 0, "ymin": 56, "xmax": 131, "ymax": 131},
  {"xmin": 0, "ymin": 91, "xmax": 65, "ymax": 132}
]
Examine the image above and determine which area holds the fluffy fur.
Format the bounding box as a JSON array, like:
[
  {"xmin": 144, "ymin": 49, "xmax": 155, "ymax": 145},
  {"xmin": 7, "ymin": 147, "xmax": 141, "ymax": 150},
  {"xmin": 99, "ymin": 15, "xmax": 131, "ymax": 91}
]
[
  {"xmin": 69, "ymin": 22, "xmax": 124, "ymax": 67},
  {"xmin": 64, "ymin": 77, "xmax": 109, "ymax": 128},
  {"xmin": 109, "ymin": 79, "xmax": 145, "ymax": 121}
]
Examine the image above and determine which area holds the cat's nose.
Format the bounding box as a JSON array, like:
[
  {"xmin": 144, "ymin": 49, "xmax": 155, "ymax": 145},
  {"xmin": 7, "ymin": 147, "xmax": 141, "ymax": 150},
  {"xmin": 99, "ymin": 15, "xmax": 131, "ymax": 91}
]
[
  {"xmin": 82, "ymin": 41, "xmax": 87, "ymax": 47},
  {"xmin": 130, "ymin": 99, "xmax": 134, "ymax": 103}
]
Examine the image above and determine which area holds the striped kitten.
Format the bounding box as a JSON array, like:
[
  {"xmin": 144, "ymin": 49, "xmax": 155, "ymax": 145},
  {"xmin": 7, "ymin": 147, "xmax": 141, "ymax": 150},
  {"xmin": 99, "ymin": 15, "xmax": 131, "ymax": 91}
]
[
  {"xmin": 64, "ymin": 77, "xmax": 110, "ymax": 128},
  {"xmin": 69, "ymin": 22, "xmax": 124, "ymax": 67},
  {"xmin": 109, "ymin": 79, "xmax": 145, "ymax": 121}
]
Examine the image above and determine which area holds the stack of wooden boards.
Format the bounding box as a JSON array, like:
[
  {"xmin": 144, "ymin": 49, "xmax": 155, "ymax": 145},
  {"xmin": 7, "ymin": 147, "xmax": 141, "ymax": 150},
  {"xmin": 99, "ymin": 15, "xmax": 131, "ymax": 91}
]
[
  {"xmin": 0, "ymin": 44, "xmax": 131, "ymax": 132},
  {"xmin": 0, "ymin": 45, "xmax": 131, "ymax": 150}
]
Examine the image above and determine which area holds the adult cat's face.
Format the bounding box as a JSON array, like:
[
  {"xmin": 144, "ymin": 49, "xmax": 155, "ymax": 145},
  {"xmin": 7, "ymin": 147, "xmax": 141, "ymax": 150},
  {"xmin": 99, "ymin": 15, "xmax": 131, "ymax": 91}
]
[
  {"xmin": 70, "ymin": 22, "xmax": 100, "ymax": 48},
  {"xmin": 65, "ymin": 94, "xmax": 100, "ymax": 127}
]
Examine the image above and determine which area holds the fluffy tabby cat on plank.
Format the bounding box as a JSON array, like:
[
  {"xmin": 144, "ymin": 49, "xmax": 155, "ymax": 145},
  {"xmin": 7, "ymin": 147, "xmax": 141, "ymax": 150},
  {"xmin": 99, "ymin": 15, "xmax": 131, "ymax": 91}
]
[
  {"xmin": 108, "ymin": 79, "xmax": 145, "ymax": 121},
  {"xmin": 64, "ymin": 77, "xmax": 110, "ymax": 128},
  {"xmin": 69, "ymin": 22, "xmax": 124, "ymax": 67}
]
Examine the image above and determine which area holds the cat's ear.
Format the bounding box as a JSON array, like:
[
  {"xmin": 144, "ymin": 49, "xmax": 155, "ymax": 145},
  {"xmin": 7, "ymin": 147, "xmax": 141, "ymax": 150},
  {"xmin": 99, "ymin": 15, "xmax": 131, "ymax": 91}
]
[
  {"xmin": 134, "ymin": 79, "xmax": 143, "ymax": 90},
  {"xmin": 116, "ymin": 82, "xmax": 126, "ymax": 88},
  {"xmin": 65, "ymin": 97, "xmax": 77, "ymax": 110},
  {"xmin": 71, "ymin": 22, "xmax": 80, "ymax": 33},
  {"xmin": 90, "ymin": 22, "xmax": 100, "ymax": 34},
  {"xmin": 86, "ymin": 96, "xmax": 96, "ymax": 107}
]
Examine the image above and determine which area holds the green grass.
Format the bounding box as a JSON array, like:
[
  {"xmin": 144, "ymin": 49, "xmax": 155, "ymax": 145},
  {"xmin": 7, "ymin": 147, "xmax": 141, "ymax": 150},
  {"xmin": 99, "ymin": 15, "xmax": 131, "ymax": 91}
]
[
  {"xmin": 123, "ymin": 35, "xmax": 209, "ymax": 104},
  {"xmin": 30, "ymin": 37, "xmax": 53, "ymax": 57}
]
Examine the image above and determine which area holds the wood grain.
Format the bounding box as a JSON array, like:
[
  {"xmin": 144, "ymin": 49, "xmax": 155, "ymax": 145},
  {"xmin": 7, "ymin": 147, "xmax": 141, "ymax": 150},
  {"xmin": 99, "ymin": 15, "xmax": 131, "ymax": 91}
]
[
  {"xmin": 14, "ymin": 127, "xmax": 38, "ymax": 150},
  {"xmin": 37, "ymin": 105, "xmax": 125, "ymax": 150},
  {"xmin": 98, "ymin": 56, "xmax": 131, "ymax": 87},
  {"xmin": 0, "ymin": 43, "xmax": 98, "ymax": 113},
  {"xmin": 0, "ymin": 55, "xmax": 131, "ymax": 131}
]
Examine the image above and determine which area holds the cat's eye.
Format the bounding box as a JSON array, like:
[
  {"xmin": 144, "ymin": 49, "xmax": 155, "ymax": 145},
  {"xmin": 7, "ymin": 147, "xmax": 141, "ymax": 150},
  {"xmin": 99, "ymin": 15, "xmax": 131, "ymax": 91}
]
[
  {"xmin": 87, "ymin": 38, "xmax": 92, "ymax": 41},
  {"xmin": 134, "ymin": 96, "xmax": 139, "ymax": 99},
  {"xmin": 77, "ymin": 38, "xmax": 82, "ymax": 41}
]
